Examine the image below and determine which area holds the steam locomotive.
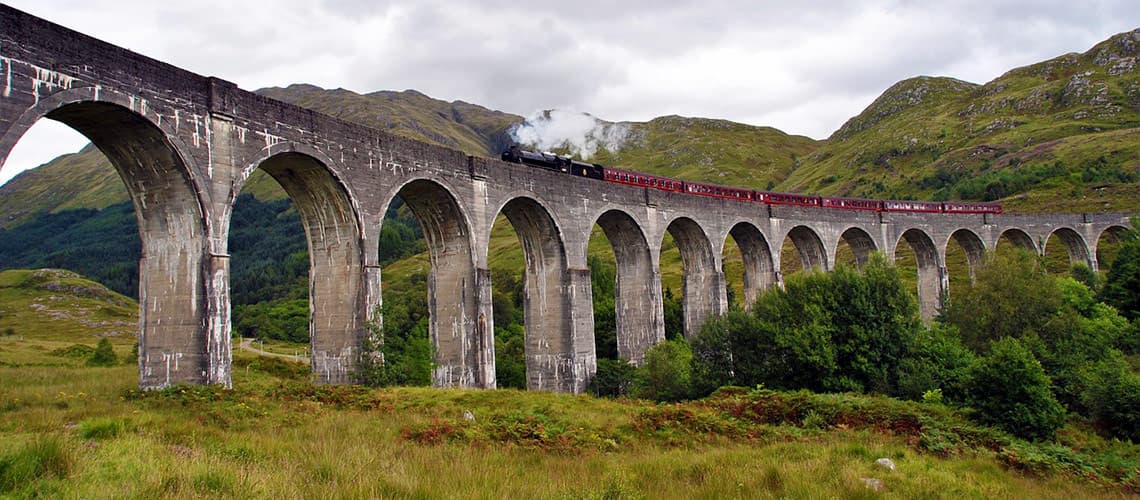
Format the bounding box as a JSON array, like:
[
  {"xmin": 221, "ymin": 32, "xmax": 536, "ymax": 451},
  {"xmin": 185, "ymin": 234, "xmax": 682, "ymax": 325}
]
[{"xmin": 501, "ymin": 145, "xmax": 1001, "ymax": 215}]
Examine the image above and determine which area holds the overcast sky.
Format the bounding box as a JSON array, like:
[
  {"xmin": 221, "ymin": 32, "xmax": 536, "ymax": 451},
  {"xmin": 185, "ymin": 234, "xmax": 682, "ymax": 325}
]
[{"xmin": 1, "ymin": 0, "xmax": 1137, "ymax": 186}]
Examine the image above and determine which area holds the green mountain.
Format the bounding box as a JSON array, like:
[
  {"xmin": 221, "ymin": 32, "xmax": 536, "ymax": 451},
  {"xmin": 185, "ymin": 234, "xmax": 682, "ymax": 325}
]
[
  {"xmin": 781, "ymin": 28, "xmax": 1140, "ymax": 213},
  {"xmin": 256, "ymin": 85, "xmax": 522, "ymax": 157},
  {"xmin": 0, "ymin": 85, "xmax": 820, "ymax": 226},
  {"xmin": 0, "ymin": 268, "xmax": 137, "ymax": 341},
  {"xmin": 588, "ymin": 115, "xmax": 817, "ymax": 188},
  {"xmin": 0, "ymin": 144, "xmax": 126, "ymax": 229}
]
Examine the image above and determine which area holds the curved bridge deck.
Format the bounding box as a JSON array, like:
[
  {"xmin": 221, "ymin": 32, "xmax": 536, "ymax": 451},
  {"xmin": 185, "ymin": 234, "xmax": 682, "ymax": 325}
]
[{"xmin": 0, "ymin": 5, "xmax": 1131, "ymax": 391}]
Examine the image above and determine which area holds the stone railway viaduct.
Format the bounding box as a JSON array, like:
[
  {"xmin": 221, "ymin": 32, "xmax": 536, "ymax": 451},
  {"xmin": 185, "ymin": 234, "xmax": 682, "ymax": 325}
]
[{"xmin": 0, "ymin": 6, "xmax": 1132, "ymax": 391}]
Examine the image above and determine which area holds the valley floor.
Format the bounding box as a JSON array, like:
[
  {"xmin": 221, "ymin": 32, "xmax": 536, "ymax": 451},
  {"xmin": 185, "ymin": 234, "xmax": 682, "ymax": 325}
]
[{"xmin": 0, "ymin": 334, "xmax": 1135, "ymax": 498}]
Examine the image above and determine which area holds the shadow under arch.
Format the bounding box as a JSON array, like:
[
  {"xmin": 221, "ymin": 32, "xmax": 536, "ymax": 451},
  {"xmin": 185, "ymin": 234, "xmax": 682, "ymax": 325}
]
[
  {"xmin": 996, "ymin": 228, "xmax": 1037, "ymax": 254},
  {"xmin": 947, "ymin": 228, "xmax": 986, "ymax": 285},
  {"xmin": 593, "ymin": 209, "xmax": 663, "ymax": 364},
  {"xmin": 1095, "ymin": 224, "xmax": 1132, "ymax": 272},
  {"xmin": 244, "ymin": 150, "xmax": 365, "ymax": 384},
  {"xmin": 726, "ymin": 222, "xmax": 776, "ymax": 311},
  {"xmin": 837, "ymin": 226, "xmax": 877, "ymax": 269},
  {"xmin": 783, "ymin": 225, "xmax": 828, "ymax": 272},
  {"xmin": 0, "ymin": 97, "xmax": 213, "ymax": 389},
  {"xmin": 895, "ymin": 228, "xmax": 943, "ymax": 321},
  {"xmin": 498, "ymin": 196, "xmax": 588, "ymax": 392},
  {"xmin": 665, "ymin": 217, "xmax": 723, "ymax": 338},
  {"xmin": 385, "ymin": 178, "xmax": 487, "ymax": 388},
  {"xmin": 1044, "ymin": 227, "xmax": 1092, "ymax": 273}
]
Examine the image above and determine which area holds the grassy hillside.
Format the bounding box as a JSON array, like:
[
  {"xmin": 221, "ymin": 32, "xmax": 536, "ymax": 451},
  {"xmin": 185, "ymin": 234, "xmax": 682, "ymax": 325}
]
[
  {"xmin": 0, "ymin": 145, "xmax": 126, "ymax": 229},
  {"xmin": 0, "ymin": 269, "xmax": 136, "ymax": 341},
  {"xmin": 589, "ymin": 115, "xmax": 818, "ymax": 189},
  {"xmin": 783, "ymin": 29, "xmax": 1140, "ymax": 213},
  {"xmin": 257, "ymin": 85, "xmax": 522, "ymax": 157}
]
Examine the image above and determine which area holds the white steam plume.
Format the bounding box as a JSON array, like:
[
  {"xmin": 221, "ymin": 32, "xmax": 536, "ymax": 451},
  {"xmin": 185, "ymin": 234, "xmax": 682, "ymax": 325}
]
[{"xmin": 509, "ymin": 109, "xmax": 630, "ymax": 160}]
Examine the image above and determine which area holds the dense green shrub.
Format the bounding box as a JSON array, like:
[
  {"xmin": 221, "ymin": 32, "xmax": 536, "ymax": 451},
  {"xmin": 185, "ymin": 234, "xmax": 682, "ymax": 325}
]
[
  {"xmin": 494, "ymin": 324, "xmax": 526, "ymax": 389},
  {"xmin": 1081, "ymin": 351, "xmax": 1140, "ymax": 442},
  {"xmin": 86, "ymin": 338, "xmax": 117, "ymax": 367},
  {"xmin": 1099, "ymin": 222, "xmax": 1140, "ymax": 322},
  {"xmin": 633, "ymin": 338, "xmax": 692, "ymax": 402},
  {"xmin": 940, "ymin": 251, "xmax": 1062, "ymax": 352},
  {"xmin": 896, "ymin": 324, "xmax": 975, "ymax": 403},
  {"xmin": 967, "ymin": 337, "xmax": 1066, "ymax": 441},
  {"xmin": 689, "ymin": 312, "xmax": 738, "ymax": 397},
  {"xmin": 590, "ymin": 358, "xmax": 637, "ymax": 397},
  {"xmin": 662, "ymin": 288, "xmax": 684, "ymax": 340},
  {"xmin": 691, "ymin": 255, "xmax": 924, "ymax": 396}
]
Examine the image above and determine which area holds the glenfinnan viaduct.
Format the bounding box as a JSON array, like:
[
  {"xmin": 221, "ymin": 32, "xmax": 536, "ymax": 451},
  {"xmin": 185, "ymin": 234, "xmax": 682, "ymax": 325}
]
[{"xmin": 0, "ymin": 6, "xmax": 1132, "ymax": 392}]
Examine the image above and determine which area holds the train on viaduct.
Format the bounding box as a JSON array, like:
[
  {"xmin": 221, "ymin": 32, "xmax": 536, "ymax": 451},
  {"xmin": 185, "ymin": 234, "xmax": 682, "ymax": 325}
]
[{"xmin": 0, "ymin": 6, "xmax": 1131, "ymax": 392}]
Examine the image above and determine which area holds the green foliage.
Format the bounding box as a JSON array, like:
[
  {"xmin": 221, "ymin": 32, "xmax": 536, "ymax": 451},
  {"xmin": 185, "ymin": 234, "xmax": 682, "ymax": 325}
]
[
  {"xmin": 1100, "ymin": 225, "xmax": 1140, "ymax": 321},
  {"xmin": 494, "ymin": 325, "xmax": 526, "ymax": 389},
  {"xmin": 944, "ymin": 160, "xmax": 1071, "ymax": 201},
  {"xmin": 0, "ymin": 436, "xmax": 72, "ymax": 493},
  {"xmin": 588, "ymin": 255, "xmax": 617, "ymax": 359},
  {"xmin": 377, "ymin": 197, "xmax": 426, "ymax": 266},
  {"xmin": 51, "ymin": 344, "xmax": 95, "ymax": 359},
  {"xmin": 662, "ymin": 288, "xmax": 684, "ymax": 340},
  {"xmin": 896, "ymin": 324, "xmax": 975, "ymax": 404},
  {"xmin": 921, "ymin": 389, "xmax": 944, "ymax": 405},
  {"xmin": 1070, "ymin": 263, "xmax": 1099, "ymax": 291},
  {"xmin": 967, "ymin": 337, "xmax": 1066, "ymax": 441},
  {"xmin": 87, "ymin": 338, "xmax": 117, "ymax": 367},
  {"xmin": 233, "ymin": 299, "xmax": 309, "ymax": 343},
  {"xmin": 0, "ymin": 202, "xmax": 139, "ymax": 296},
  {"xmin": 942, "ymin": 248, "xmax": 1137, "ymax": 412},
  {"xmin": 589, "ymin": 358, "xmax": 637, "ymax": 398},
  {"xmin": 689, "ymin": 312, "xmax": 739, "ymax": 397},
  {"xmin": 357, "ymin": 320, "xmax": 433, "ymax": 388},
  {"xmin": 1081, "ymin": 351, "xmax": 1140, "ymax": 442},
  {"xmin": 633, "ymin": 338, "xmax": 693, "ymax": 402},
  {"xmin": 227, "ymin": 194, "xmax": 307, "ymax": 305},
  {"xmin": 125, "ymin": 341, "xmax": 138, "ymax": 365},
  {"xmin": 940, "ymin": 251, "xmax": 1062, "ymax": 351},
  {"xmin": 696, "ymin": 255, "xmax": 925, "ymax": 396}
]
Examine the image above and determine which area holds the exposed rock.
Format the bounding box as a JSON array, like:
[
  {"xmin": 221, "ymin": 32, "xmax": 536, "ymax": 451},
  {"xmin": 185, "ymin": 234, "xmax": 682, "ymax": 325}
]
[
  {"xmin": 875, "ymin": 458, "xmax": 896, "ymax": 471},
  {"xmin": 860, "ymin": 477, "xmax": 885, "ymax": 491},
  {"xmin": 1108, "ymin": 57, "xmax": 1136, "ymax": 76}
]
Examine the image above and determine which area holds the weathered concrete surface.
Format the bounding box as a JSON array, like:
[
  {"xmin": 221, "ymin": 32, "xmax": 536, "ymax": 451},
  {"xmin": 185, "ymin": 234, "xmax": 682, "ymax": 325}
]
[{"xmin": 0, "ymin": 6, "xmax": 1133, "ymax": 391}]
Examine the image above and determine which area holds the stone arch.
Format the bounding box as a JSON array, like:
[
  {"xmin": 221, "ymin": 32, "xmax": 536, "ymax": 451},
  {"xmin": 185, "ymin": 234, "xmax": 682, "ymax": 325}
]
[
  {"xmin": 383, "ymin": 177, "xmax": 487, "ymax": 388},
  {"xmin": 783, "ymin": 225, "xmax": 828, "ymax": 272},
  {"xmin": 947, "ymin": 228, "xmax": 986, "ymax": 284},
  {"xmin": 243, "ymin": 148, "xmax": 365, "ymax": 384},
  {"xmin": 0, "ymin": 91, "xmax": 214, "ymax": 389},
  {"xmin": 996, "ymin": 228, "xmax": 1038, "ymax": 254},
  {"xmin": 895, "ymin": 228, "xmax": 943, "ymax": 321},
  {"xmin": 496, "ymin": 196, "xmax": 586, "ymax": 392},
  {"xmin": 593, "ymin": 209, "xmax": 663, "ymax": 364},
  {"xmin": 1094, "ymin": 225, "xmax": 1131, "ymax": 272},
  {"xmin": 837, "ymin": 226, "xmax": 877, "ymax": 268},
  {"xmin": 665, "ymin": 217, "xmax": 724, "ymax": 338},
  {"xmin": 726, "ymin": 222, "xmax": 776, "ymax": 310},
  {"xmin": 1044, "ymin": 227, "xmax": 1093, "ymax": 273}
]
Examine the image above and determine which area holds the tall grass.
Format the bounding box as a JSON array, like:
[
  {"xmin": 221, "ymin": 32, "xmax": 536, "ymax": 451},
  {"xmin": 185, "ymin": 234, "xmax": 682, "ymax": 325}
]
[{"xmin": 0, "ymin": 342, "xmax": 1135, "ymax": 497}]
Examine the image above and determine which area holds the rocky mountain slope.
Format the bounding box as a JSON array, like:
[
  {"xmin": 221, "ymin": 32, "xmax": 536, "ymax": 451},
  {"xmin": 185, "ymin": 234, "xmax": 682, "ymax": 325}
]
[{"xmin": 780, "ymin": 29, "xmax": 1140, "ymax": 213}]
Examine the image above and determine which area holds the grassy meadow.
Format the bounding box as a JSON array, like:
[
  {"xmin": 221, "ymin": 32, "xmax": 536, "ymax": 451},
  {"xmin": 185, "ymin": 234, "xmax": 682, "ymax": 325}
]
[{"xmin": 2, "ymin": 281, "xmax": 1138, "ymax": 498}]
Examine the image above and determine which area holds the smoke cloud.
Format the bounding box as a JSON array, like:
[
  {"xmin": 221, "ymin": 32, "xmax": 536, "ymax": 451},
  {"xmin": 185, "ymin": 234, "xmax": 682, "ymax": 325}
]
[{"xmin": 509, "ymin": 109, "xmax": 630, "ymax": 160}]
